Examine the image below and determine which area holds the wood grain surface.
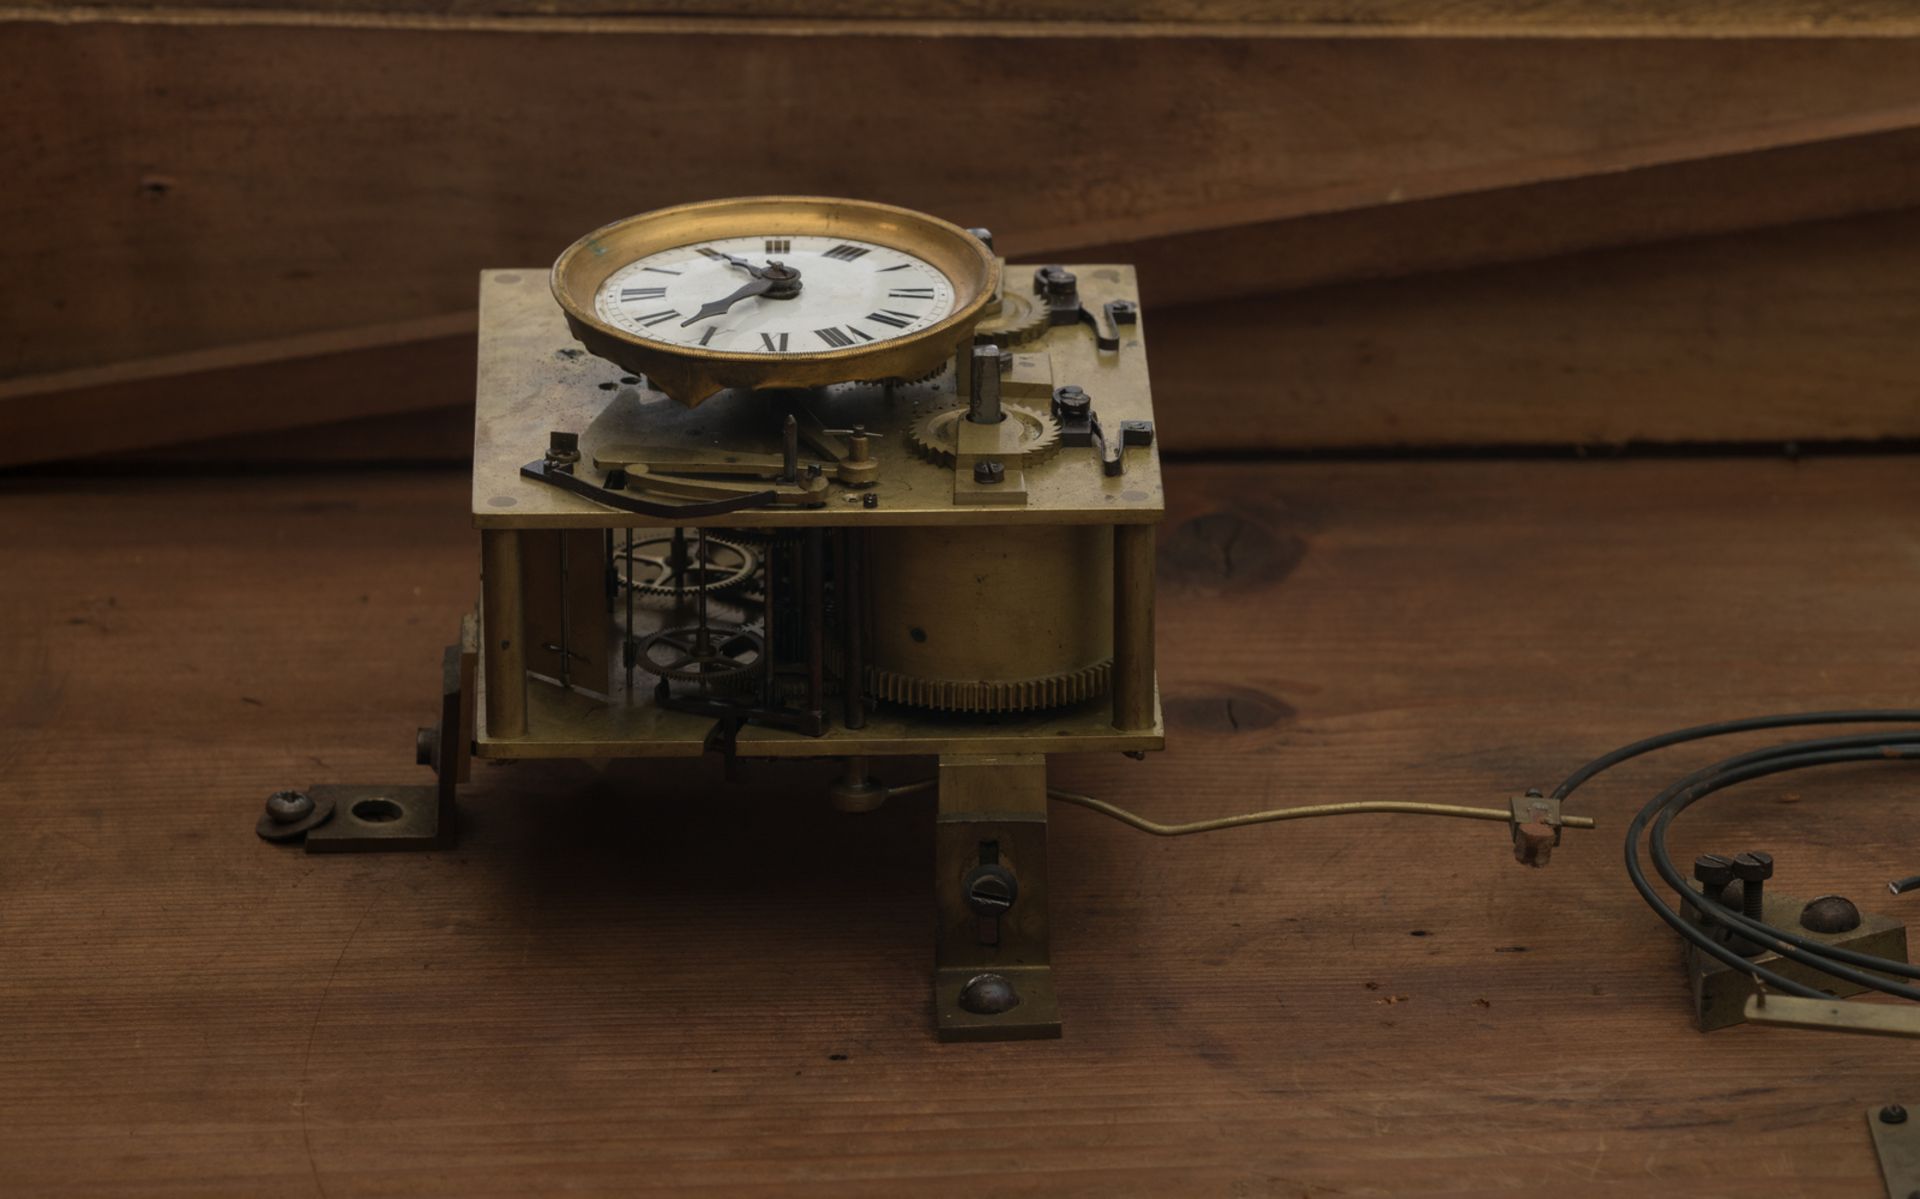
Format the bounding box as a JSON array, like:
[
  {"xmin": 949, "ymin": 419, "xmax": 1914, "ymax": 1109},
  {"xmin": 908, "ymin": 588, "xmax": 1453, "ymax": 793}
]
[
  {"xmin": 9, "ymin": 22, "xmax": 1920, "ymax": 381},
  {"xmin": 2, "ymin": 457, "xmax": 1917, "ymax": 1194},
  {"xmin": 1150, "ymin": 205, "xmax": 1920, "ymax": 449},
  {"xmin": 53, "ymin": 203, "xmax": 1920, "ymax": 466},
  {"xmin": 12, "ymin": 16, "xmax": 1920, "ymax": 463},
  {"xmin": 13, "ymin": 0, "xmax": 1920, "ymax": 36}
]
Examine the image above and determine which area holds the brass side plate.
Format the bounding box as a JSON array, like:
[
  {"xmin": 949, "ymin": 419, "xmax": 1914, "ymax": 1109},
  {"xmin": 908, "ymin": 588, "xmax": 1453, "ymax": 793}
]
[
  {"xmin": 474, "ymin": 673, "xmax": 1164, "ymax": 760},
  {"xmin": 1868, "ymin": 1104, "xmax": 1920, "ymax": 1198},
  {"xmin": 1743, "ymin": 995, "xmax": 1920, "ymax": 1039},
  {"xmin": 471, "ymin": 264, "xmax": 1160, "ymax": 529}
]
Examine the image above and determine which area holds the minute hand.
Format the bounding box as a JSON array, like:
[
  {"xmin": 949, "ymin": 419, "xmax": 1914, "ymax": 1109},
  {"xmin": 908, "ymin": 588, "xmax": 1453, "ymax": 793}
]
[{"xmin": 681, "ymin": 276, "xmax": 773, "ymax": 327}]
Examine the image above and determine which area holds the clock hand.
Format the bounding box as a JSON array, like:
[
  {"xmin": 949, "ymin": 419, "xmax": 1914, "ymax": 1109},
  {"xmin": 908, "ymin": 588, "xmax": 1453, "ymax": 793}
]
[
  {"xmin": 681, "ymin": 275, "xmax": 774, "ymax": 327},
  {"xmin": 703, "ymin": 249, "xmax": 767, "ymax": 277}
]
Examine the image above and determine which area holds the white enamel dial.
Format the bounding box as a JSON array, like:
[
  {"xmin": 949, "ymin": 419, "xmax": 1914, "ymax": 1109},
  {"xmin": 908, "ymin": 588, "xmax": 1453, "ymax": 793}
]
[{"xmin": 591, "ymin": 235, "xmax": 956, "ymax": 355}]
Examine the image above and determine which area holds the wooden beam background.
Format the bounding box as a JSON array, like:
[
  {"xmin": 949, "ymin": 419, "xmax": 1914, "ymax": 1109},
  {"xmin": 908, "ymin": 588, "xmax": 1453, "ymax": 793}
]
[
  {"xmin": 5, "ymin": 11, "xmax": 1920, "ymax": 461},
  {"xmin": 13, "ymin": 0, "xmax": 1920, "ymax": 35}
]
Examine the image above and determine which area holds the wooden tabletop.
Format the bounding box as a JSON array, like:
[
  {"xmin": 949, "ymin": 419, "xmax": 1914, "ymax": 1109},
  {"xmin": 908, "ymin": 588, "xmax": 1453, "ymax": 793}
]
[{"xmin": 3, "ymin": 455, "xmax": 1916, "ymax": 1195}]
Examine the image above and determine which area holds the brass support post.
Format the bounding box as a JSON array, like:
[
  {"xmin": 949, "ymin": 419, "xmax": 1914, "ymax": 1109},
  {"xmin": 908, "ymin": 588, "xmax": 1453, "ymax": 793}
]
[
  {"xmin": 933, "ymin": 753, "xmax": 1061, "ymax": 1041},
  {"xmin": 1111, "ymin": 522, "xmax": 1156, "ymax": 731},
  {"xmin": 840, "ymin": 529, "xmax": 867, "ymax": 730},
  {"xmin": 481, "ymin": 528, "xmax": 528, "ymax": 738},
  {"xmin": 804, "ymin": 527, "xmax": 826, "ymax": 726}
]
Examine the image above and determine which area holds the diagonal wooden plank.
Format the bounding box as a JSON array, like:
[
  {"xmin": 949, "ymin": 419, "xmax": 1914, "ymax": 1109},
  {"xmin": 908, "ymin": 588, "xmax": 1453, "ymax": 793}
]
[
  {"xmin": 16, "ymin": 202, "xmax": 1920, "ymax": 464},
  {"xmin": 11, "ymin": 0, "xmax": 1920, "ymax": 37},
  {"xmin": 1073, "ymin": 124, "xmax": 1920, "ymax": 308},
  {"xmin": 8, "ymin": 21, "xmax": 1920, "ymax": 382},
  {"xmin": 1148, "ymin": 204, "xmax": 1920, "ymax": 450},
  {"xmin": 0, "ymin": 316, "xmax": 476, "ymax": 466}
]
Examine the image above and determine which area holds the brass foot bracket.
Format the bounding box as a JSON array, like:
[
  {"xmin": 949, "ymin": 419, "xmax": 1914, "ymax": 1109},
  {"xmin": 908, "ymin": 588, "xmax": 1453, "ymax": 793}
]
[
  {"xmin": 933, "ymin": 753, "xmax": 1062, "ymax": 1042},
  {"xmin": 259, "ymin": 634, "xmax": 475, "ymax": 853}
]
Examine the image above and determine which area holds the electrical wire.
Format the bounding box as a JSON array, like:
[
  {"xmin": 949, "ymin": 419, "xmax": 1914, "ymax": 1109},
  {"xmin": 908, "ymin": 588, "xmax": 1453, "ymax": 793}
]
[
  {"xmin": 975, "ymin": 708, "xmax": 1920, "ymax": 1009},
  {"xmin": 1647, "ymin": 735, "xmax": 1920, "ymax": 979},
  {"xmin": 1551, "ymin": 711, "xmax": 1920, "ymax": 1004},
  {"xmin": 1627, "ymin": 740, "xmax": 1920, "ymax": 999},
  {"xmin": 1552, "ymin": 709, "xmax": 1920, "ymax": 801},
  {"xmin": 1044, "ymin": 789, "xmax": 1595, "ymax": 837}
]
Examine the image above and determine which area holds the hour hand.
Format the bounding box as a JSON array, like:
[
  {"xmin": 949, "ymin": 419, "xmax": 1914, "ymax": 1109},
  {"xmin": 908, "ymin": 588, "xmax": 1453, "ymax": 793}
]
[
  {"xmin": 681, "ymin": 275, "xmax": 773, "ymax": 327},
  {"xmin": 702, "ymin": 248, "xmax": 765, "ymax": 277}
]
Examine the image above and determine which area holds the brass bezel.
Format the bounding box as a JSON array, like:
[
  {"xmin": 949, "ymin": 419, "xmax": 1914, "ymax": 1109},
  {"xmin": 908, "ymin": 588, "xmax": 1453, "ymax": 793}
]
[{"xmin": 551, "ymin": 196, "xmax": 999, "ymax": 406}]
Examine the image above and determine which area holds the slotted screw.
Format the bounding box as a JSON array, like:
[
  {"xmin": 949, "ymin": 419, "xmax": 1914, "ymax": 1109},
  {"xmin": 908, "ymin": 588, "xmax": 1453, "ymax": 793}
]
[{"xmin": 1732, "ymin": 851, "xmax": 1774, "ymax": 918}]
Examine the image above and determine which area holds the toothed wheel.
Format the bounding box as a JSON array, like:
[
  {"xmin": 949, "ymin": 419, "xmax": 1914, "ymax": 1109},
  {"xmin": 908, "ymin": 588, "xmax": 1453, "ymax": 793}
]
[
  {"xmin": 863, "ymin": 356, "xmax": 950, "ymax": 387},
  {"xmin": 867, "ymin": 660, "xmax": 1112, "ymax": 714},
  {"xmin": 905, "ymin": 402, "xmax": 1062, "ymax": 469},
  {"xmin": 616, "ymin": 535, "xmax": 756, "ymax": 596},
  {"xmin": 638, "ymin": 623, "xmax": 764, "ymax": 686},
  {"xmin": 973, "ymin": 289, "xmax": 1051, "ymax": 347}
]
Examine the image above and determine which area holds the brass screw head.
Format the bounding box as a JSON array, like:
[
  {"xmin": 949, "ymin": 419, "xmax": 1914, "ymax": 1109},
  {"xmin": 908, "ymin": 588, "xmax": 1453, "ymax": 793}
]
[
  {"xmin": 1035, "ymin": 265, "xmax": 1077, "ymax": 299},
  {"xmin": 264, "ymin": 790, "xmax": 314, "ymax": 825},
  {"xmin": 1799, "ymin": 894, "xmax": 1862, "ymax": 934},
  {"xmin": 957, "ymin": 972, "xmax": 1021, "ymax": 1015},
  {"xmin": 1693, "ymin": 853, "xmax": 1736, "ymax": 887}
]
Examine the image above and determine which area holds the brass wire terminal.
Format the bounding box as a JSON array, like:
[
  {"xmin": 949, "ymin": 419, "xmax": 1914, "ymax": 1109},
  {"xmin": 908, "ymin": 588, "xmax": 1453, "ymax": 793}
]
[{"xmin": 1043, "ymin": 787, "xmax": 1595, "ymax": 865}]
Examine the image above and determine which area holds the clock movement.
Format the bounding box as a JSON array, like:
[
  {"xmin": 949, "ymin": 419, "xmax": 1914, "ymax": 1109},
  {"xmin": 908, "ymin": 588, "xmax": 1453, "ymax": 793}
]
[
  {"xmin": 260, "ymin": 196, "xmax": 1617, "ymax": 1042},
  {"xmin": 262, "ymin": 195, "xmax": 1164, "ymax": 1040}
]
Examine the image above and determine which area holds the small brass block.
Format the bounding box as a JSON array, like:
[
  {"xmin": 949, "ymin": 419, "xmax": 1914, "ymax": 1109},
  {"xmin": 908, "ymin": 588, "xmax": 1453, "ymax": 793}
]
[
  {"xmin": 932, "ymin": 754, "xmax": 1057, "ymax": 1040},
  {"xmin": 1002, "ymin": 353, "xmax": 1054, "ymax": 400},
  {"xmin": 1686, "ymin": 886, "xmax": 1910, "ymax": 1031},
  {"xmin": 937, "ymin": 754, "xmax": 1048, "ymax": 815},
  {"xmin": 935, "ymin": 966, "xmax": 1062, "ymax": 1042},
  {"xmin": 953, "ymin": 466, "xmax": 1028, "ymax": 506}
]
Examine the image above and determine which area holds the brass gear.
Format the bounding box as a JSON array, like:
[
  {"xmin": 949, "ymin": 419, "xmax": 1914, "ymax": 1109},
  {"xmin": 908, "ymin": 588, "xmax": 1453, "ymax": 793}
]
[
  {"xmin": 637, "ymin": 623, "xmax": 763, "ymax": 689},
  {"xmin": 866, "ymin": 660, "xmax": 1111, "ymax": 714},
  {"xmin": 616, "ymin": 534, "xmax": 756, "ymax": 597},
  {"xmin": 973, "ymin": 289, "xmax": 1051, "ymax": 347},
  {"xmin": 905, "ymin": 402, "xmax": 1062, "ymax": 469},
  {"xmin": 862, "ymin": 356, "xmax": 949, "ymax": 387}
]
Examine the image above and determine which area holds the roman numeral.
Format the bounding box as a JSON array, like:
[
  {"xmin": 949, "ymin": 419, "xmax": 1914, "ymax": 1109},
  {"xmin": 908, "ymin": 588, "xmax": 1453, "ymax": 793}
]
[
  {"xmin": 765, "ymin": 238, "xmax": 790, "ymax": 254},
  {"xmin": 848, "ymin": 326, "xmax": 874, "ymax": 341},
  {"xmin": 864, "ymin": 310, "xmax": 916, "ymax": 329},
  {"xmin": 815, "ymin": 327, "xmax": 854, "ymax": 348},
  {"xmin": 642, "ymin": 266, "xmax": 681, "ymax": 276},
  {"xmin": 823, "ymin": 244, "xmax": 870, "ymax": 261},
  {"xmin": 877, "ymin": 264, "xmax": 911, "ymax": 272},
  {"xmin": 620, "ymin": 286, "xmax": 667, "ymax": 301},
  {"xmin": 888, "ymin": 287, "xmax": 935, "ymax": 299},
  {"xmin": 760, "ymin": 332, "xmax": 789, "ymax": 351},
  {"xmin": 698, "ymin": 327, "xmax": 718, "ymax": 346},
  {"xmin": 635, "ymin": 309, "xmax": 679, "ymax": 327},
  {"xmin": 697, "ymin": 247, "xmax": 725, "ymax": 259}
]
